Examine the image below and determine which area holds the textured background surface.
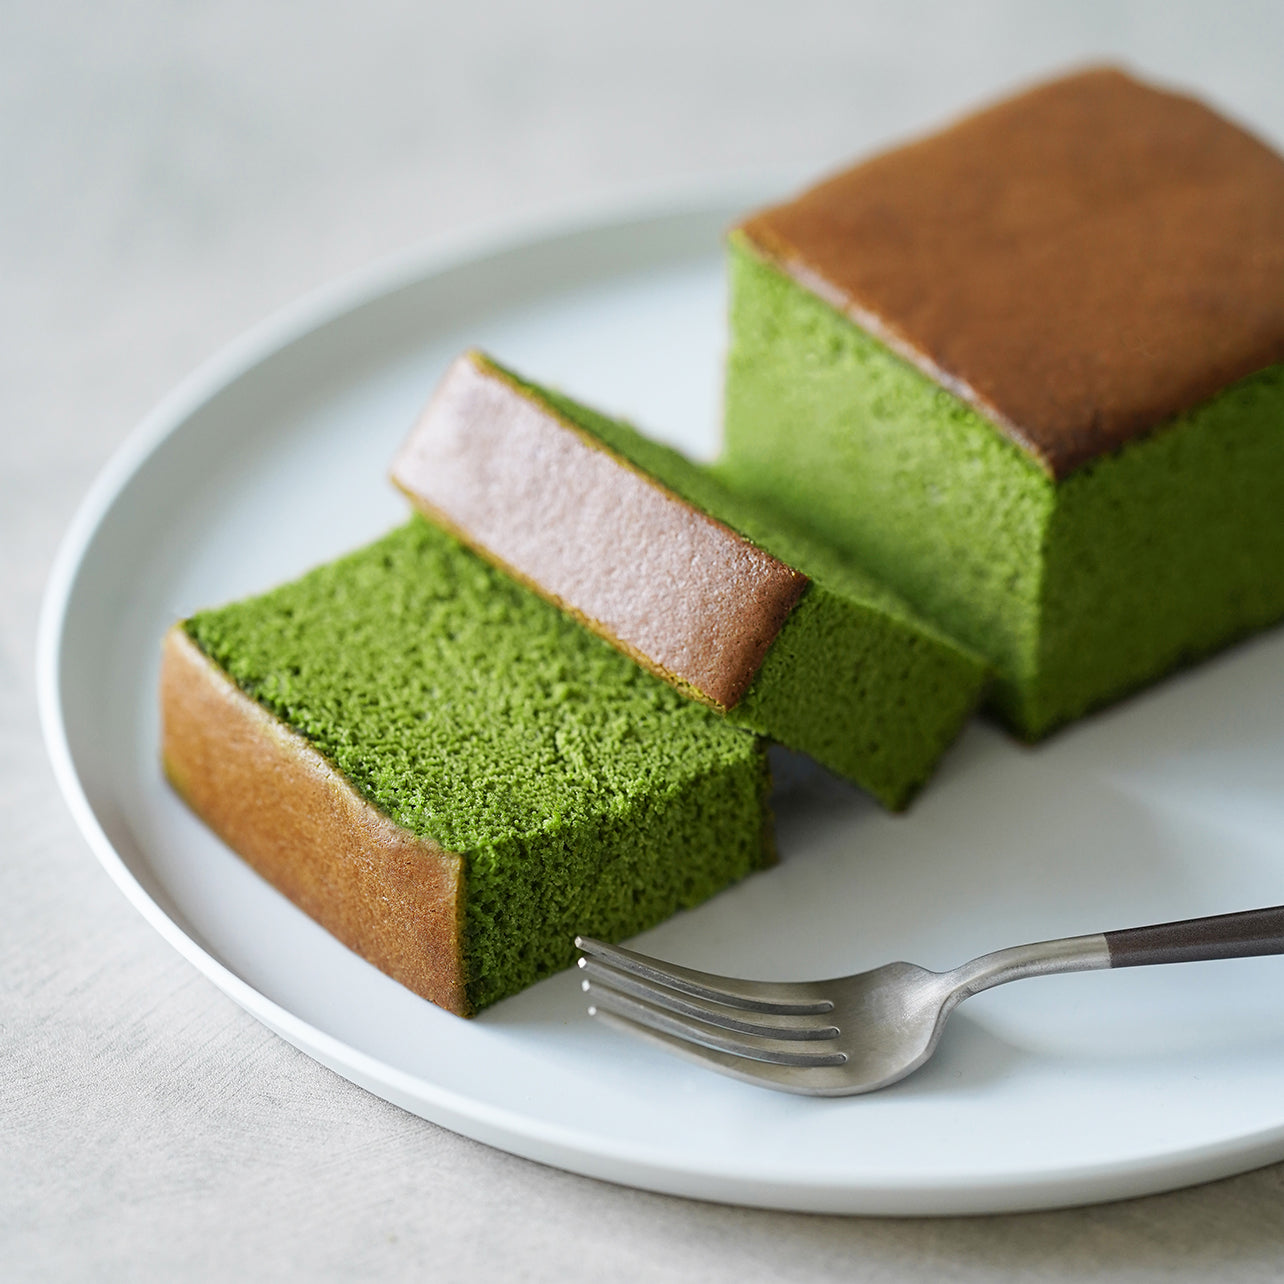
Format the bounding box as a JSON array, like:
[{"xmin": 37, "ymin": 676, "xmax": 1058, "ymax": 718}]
[{"xmin": 6, "ymin": 2, "xmax": 1284, "ymax": 1278}]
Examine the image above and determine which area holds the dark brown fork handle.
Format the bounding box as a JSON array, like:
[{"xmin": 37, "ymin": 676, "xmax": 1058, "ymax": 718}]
[{"xmin": 1105, "ymin": 905, "xmax": 1284, "ymax": 968}]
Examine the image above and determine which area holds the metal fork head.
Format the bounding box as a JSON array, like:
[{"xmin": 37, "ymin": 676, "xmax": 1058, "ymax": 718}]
[{"xmin": 575, "ymin": 936, "xmax": 954, "ymax": 1097}]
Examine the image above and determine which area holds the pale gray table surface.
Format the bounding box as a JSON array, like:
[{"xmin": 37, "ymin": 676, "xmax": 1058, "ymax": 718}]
[{"xmin": 6, "ymin": 2, "xmax": 1284, "ymax": 1279}]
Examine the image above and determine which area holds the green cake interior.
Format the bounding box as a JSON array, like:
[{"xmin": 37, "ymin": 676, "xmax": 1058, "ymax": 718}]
[
  {"xmin": 498, "ymin": 363, "xmax": 988, "ymax": 809},
  {"xmin": 183, "ymin": 517, "xmax": 773, "ymax": 1011},
  {"xmin": 721, "ymin": 234, "xmax": 1284, "ymax": 737}
]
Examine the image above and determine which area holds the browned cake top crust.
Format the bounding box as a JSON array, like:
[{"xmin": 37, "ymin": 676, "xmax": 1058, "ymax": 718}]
[
  {"xmin": 739, "ymin": 67, "xmax": 1284, "ymax": 478},
  {"xmin": 391, "ymin": 353, "xmax": 807, "ymax": 711},
  {"xmin": 160, "ymin": 627, "xmax": 469, "ymax": 1015}
]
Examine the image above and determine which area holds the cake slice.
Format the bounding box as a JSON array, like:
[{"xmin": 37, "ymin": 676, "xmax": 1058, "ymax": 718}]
[
  {"xmin": 161, "ymin": 518, "xmax": 774, "ymax": 1016},
  {"xmin": 722, "ymin": 67, "xmax": 1284, "ymax": 738},
  {"xmin": 391, "ymin": 352, "xmax": 988, "ymax": 809}
]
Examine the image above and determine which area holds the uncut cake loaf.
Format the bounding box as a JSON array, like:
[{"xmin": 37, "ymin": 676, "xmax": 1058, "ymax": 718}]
[
  {"xmin": 722, "ymin": 68, "xmax": 1284, "ymax": 738},
  {"xmin": 161, "ymin": 518, "xmax": 773, "ymax": 1015},
  {"xmin": 392, "ymin": 351, "xmax": 987, "ymax": 809}
]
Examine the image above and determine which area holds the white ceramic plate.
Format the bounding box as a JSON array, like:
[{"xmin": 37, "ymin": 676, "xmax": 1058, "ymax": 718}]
[{"xmin": 38, "ymin": 196, "xmax": 1284, "ymax": 1216}]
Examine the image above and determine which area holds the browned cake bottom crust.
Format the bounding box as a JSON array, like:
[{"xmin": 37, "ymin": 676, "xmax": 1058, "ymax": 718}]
[{"xmin": 159, "ymin": 626, "xmax": 469, "ymax": 1014}]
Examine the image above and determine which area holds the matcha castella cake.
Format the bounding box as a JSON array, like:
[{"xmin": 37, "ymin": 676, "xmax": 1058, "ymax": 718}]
[
  {"xmin": 722, "ymin": 68, "xmax": 1284, "ymax": 738},
  {"xmin": 161, "ymin": 518, "xmax": 773, "ymax": 1015},
  {"xmin": 391, "ymin": 352, "xmax": 988, "ymax": 810}
]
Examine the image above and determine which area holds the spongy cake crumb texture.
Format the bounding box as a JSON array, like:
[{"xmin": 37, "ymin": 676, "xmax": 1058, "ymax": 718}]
[{"xmin": 183, "ymin": 518, "xmax": 772, "ymax": 1011}]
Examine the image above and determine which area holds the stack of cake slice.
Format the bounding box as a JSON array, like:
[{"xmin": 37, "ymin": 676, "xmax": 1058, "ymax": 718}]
[
  {"xmin": 162, "ymin": 65, "xmax": 1284, "ymax": 1016},
  {"xmin": 161, "ymin": 352, "xmax": 987, "ymax": 1016}
]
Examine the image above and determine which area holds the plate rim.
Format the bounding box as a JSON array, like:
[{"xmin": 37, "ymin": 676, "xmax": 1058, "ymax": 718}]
[{"xmin": 35, "ymin": 189, "xmax": 1284, "ymax": 1217}]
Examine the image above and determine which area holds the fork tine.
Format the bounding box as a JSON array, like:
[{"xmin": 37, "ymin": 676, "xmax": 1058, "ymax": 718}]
[
  {"xmin": 575, "ymin": 936, "xmax": 833, "ymax": 1015},
  {"xmin": 589, "ymin": 1008, "xmax": 862, "ymax": 1097},
  {"xmin": 579, "ymin": 958, "xmax": 840, "ymax": 1041},
  {"xmin": 584, "ymin": 979, "xmax": 847, "ymax": 1068}
]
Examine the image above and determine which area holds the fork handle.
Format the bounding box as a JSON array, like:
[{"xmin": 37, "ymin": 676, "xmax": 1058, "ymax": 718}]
[
  {"xmin": 950, "ymin": 905, "xmax": 1284, "ymax": 1000},
  {"xmin": 1105, "ymin": 905, "xmax": 1284, "ymax": 968}
]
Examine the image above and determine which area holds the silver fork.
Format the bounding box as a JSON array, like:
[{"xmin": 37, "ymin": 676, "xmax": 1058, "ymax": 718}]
[{"xmin": 576, "ymin": 905, "xmax": 1284, "ymax": 1096}]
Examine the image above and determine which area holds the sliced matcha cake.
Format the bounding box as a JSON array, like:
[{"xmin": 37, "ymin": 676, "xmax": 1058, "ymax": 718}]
[
  {"xmin": 161, "ymin": 518, "xmax": 773, "ymax": 1016},
  {"xmin": 391, "ymin": 352, "xmax": 987, "ymax": 810},
  {"xmin": 721, "ymin": 68, "xmax": 1284, "ymax": 739}
]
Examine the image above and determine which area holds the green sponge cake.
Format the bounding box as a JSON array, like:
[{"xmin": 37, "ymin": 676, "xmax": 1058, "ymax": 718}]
[
  {"xmin": 391, "ymin": 352, "xmax": 987, "ymax": 809},
  {"xmin": 722, "ymin": 68, "xmax": 1284, "ymax": 738},
  {"xmin": 161, "ymin": 518, "xmax": 773, "ymax": 1016}
]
